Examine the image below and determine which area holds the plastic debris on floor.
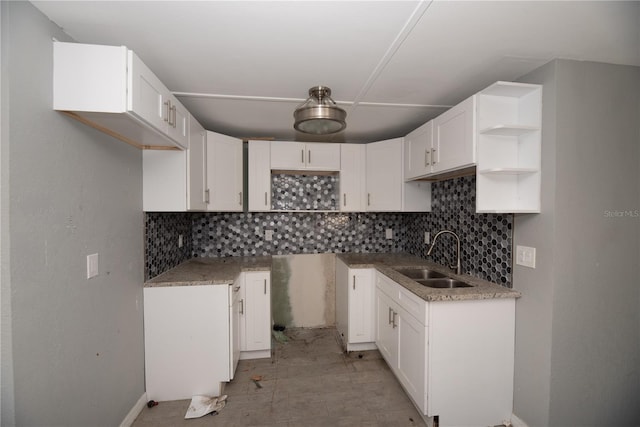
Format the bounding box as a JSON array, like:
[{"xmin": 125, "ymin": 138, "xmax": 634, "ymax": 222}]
[
  {"xmin": 184, "ymin": 394, "xmax": 227, "ymax": 419},
  {"xmin": 272, "ymin": 329, "xmax": 288, "ymax": 343}
]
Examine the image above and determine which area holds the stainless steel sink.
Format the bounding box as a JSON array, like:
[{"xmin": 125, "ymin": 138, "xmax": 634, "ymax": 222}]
[
  {"xmin": 393, "ymin": 268, "xmax": 447, "ymax": 280},
  {"xmin": 416, "ymin": 278, "xmax": 473, "ymax": 289}
]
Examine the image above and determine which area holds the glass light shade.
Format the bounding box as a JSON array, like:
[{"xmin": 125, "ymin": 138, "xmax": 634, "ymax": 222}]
[{"xmin": 293, "ymin": 86, "xmax": 346, "ymax": 135}]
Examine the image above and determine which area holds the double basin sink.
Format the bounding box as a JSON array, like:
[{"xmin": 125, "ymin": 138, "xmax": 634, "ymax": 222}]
[{"xmin": 393, "ymin": 267, "xmax": 473, "ymax": 289}]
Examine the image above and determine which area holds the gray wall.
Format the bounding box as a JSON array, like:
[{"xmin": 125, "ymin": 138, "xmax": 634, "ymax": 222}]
[
  {"xmin": 1, "ymin": 2, "xmax": 145, "ymax": 426},
  {"xmin": 514, "ymin": 60, "xmax": 640, "ymax": 426}
]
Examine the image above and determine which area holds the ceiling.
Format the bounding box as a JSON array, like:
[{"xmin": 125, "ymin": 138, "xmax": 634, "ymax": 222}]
[{"xmin": 33, "ymin": 1, "xmax": 640, "ymax": 143}]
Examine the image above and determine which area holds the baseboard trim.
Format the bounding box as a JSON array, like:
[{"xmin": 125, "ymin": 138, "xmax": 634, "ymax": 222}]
[
  {"xmin": 120, "ymin": 392, "xmax": 147, "ymax": 427},
  {"xmin": 510, "ymin": 414, "xmax": 529, "ymax": 427}
]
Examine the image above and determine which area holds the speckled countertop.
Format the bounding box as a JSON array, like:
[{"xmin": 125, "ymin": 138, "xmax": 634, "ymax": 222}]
[
  {"xmin": 145, "ymin": 256, "xmax": 272, "ymax": 287},
  {"xmin": 337, "ymin": 253, "xmax": 520, "ymax": 302}
]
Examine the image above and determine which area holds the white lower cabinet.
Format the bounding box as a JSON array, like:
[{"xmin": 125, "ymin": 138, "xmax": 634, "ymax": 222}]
[
  {"xmin": 375, "ymin": 272, "xmax": 515, "ymax": 427},
  {"xmin": 239, "ymin": 271, "xmax": 272, "ymax": 359},
  {"xmin": 143, "ymin": 283, "xmax": 240, "ymax": 401},
  {"xmin": 336, "ymin": 260, "xmax": 376, "ymax": 351}
]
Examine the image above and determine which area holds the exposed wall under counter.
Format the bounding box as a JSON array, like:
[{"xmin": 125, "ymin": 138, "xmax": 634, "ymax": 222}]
[{"xmin": 145, "ymin": 175, "xmax": 513, "ymax": 286}]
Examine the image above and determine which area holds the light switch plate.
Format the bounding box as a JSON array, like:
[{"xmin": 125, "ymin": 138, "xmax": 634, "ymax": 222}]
[
  {"xmin": 265, "ymin": 230, "xmax": 274, "ymax": 241},
  {"xmin": 424, "ymin": 232, "xmax": 430, "ymax": 244},
  {"xmin": 385, "ymin": 229, "xmax": 393, "ymax": 239},
  {"xmin": 516, "ymin": 245, "xmax": 536, "ymax": 268},
  {"xmin": 87, "ymin": 253, "xmax": 99, "ymax": 279},
  {"xmin": 178, "ymin": 234, "xmax": 184, "ymax": 248}
]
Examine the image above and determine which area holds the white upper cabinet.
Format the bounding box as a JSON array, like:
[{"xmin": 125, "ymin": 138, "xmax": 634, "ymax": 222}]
[
  {"xmin": 53, "ymin": 41, "xmax": 189, "ymax": 150},
  {"xmin": 432, "ymin": 95, "xmax": 476, "ymax": 174},
  {"xmin": 475, "ymin": 82, "xmax": 542, "ymax": 213},
  {"xmin": 339, "ymin": 144, "xmax": 367, "ymax": 212},
  {"xmin": 270, "ymin": 141, "xmax": 340, "ymax": 171},
  {"xmin": 206, "ymin": 132, "xmax": 244, "ymax": 212},
  {"xmin": 404, "ymin": 121, "xmax": 433, "ymax": 180},
  {"xmin": 248, "ymin": 141, "xmax": 272, "ymax": 212},
  {"xmin": 366, "ymin": 138, "xmax": 431, "ymax": 212}
]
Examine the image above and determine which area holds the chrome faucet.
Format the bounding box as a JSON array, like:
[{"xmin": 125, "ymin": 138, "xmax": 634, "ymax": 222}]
[{"xmin": 426, "ymin": 230, "xmax": 462, "ymax": 275}]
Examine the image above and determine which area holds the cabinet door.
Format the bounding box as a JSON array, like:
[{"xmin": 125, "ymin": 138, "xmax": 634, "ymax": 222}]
[
  {"xmin": 270, "ymin": 141, "xmax": 306, "ymax": 170},
  {"xmin": 187, "ymin": 118, "xmax": 207, "ymax": 211},
  {"xmin": 366, "ymin": 138, "xmax": 402, "ymax": 211},
  {"xmin": 129, "ymin": 51, "xmax": 170, "ymax": 136},
  {"xmin": 305, "ymin": 143, "xmax": 340, "ymax": 171},
  {"xmin": 404, "ymin": 121, "xmax": 433, "ymax": 180},
  {"xmin": 167, "ymin": 97, "xmax": 190, "ymax": 148},
  {"xmin": 339, "ymin": 144, "xmax": 366, "ymax": 212},
  {"xmin": 397, "ymin": 307, "xmax": 427, "ymax": 413},
  {"xmin": 375, "ymin": 289, "xmax": 398, "ymax": 368},
  {"xmin": 248, "ymin": 141, "xmax": 271, "ymax": 211},
  {"xmin": 432, "ymin": 95, "xmax": 476, "ymax": 173},
  {"xmin": 242, "ymin": 272, "xmax": 272, "ymax": 352},
  {"xmin": 348, "ymin": 269, "xmax": 375, "ymax": 344},
  {"xmin": 207, "ymin": 131, "xmax": 244, "ymax": 211}
]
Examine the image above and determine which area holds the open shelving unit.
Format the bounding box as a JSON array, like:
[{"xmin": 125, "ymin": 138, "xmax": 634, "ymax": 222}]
[{"xmin": 476, "ymin": 81, "xmax": 542, "ymax": 213}]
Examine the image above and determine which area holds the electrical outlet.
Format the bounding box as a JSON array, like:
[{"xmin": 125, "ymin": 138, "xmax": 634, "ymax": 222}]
[
  {"xmin": 516, "ymin": 245, "xmax": 536, "ymax": 268},
  {"xmin": 385, "ymin": 229, "xmax": 393, "ymax": 239},
  {"xmin": 87, "ymin": 253, "xmax": 99, "ymax": 279},
  {"xmin": 424, "ymin": 232, "xmax": 430, "ymax": 244},
  {"xmin": 265, "ymin": 229, "xmax": 274, "ymax": 241},
  {"xmin": 178, "ymin": 234, "xmax": 184, "ymax": 248}
]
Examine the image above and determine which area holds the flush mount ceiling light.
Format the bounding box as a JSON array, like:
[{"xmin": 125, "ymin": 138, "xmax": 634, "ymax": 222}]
[{"xmin": 293, "ymin": 86, "xmax": 347, "ymax": 135}]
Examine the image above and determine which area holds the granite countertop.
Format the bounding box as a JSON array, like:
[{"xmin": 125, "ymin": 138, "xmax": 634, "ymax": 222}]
[
  {"xmin": 337, "ymin": 253, "xmax": 521, "ymax": 302},
  {"xmin": 145, "ymin": 256, "xmax": 272, "ymax": 287}
]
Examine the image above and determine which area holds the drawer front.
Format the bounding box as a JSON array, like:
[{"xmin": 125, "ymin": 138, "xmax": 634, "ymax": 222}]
[{"xmin": 398, "ymin": 285, "xmax": 427, "ymax": 326}]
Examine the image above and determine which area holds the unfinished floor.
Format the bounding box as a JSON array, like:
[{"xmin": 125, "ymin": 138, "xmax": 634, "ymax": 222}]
[{"xmin": 132, "ymin": 327, "xmax": 426, "ymax": 426}]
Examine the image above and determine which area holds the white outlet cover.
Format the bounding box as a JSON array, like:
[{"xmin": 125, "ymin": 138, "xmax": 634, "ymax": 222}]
[
  {"xmin": 87, "ymin": 253, "xmax": 99, "ymax": 279},
  {"xmin": 265, "ymin": 230, "xmax": 274, "ymax": 241},
  {"xmin": 424, "ymin": 232, "xmax": 430, "ymax": 244},
  {"xmin": 385, "ymin": 229, "xmax": 393, "ymax": 239},
  {"xmin": 178, "ymin": 234, "xmax": 184, "ymax": 248},
  {"xmin": 516, "ymin": 245, "xmax": 536, "ymax": 268}
]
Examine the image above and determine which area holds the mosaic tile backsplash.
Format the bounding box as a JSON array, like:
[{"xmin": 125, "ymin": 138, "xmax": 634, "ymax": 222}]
[
  {"xmin": 145, "ymin": 213, "xmax": 192, "ymax": 280},
  {"xmin": 271, "ymin": 173, "xmax": 338, "ymax": 211},
  {"xmin": 145, "ymin": 175, "xmax": 513, "ymax": 286},
  {"xmin": 404, "ymin": 175, "xmax": 513, "ymax": 286}
]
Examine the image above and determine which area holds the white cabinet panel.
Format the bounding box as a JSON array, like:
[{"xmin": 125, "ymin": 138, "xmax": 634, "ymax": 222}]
[
  {"xmin": 336, "ymin": 259, "xmax": 376, "ymax": 351},
  {"xmin": 248, "ymin": 140, "xmax": 271, "ymax": 212},
  {"xmin": 143, "ymin": 285, "xmax": 233, "ymax": 401},
  {"xmin": 206, "ymin": 132, "xmax": 243, "ymax": 211},
  {"xmin": 404, "ymin": 121, "xmax": 433, "ymax": 180},
  {"xmin": 240, "ymin": 271, "xmax": 271, "ymax": 358},
  {"xmin": 270, "ymin": 141, "xmax": 340, "ymax": 171},
  {"xmin": 432, "ymin": 95, "xmax": 476, "ymax": 174},
  {"xmin": 366, "ymin": 138, "xmax": 403, "ymax": 211},
  {"xmin": 187, "ymin": 118, "xmax": 207, "ymax": 211},
  {"xmin": 366, "ymin": 138, "xmax": 430, "ymax": 212},
  {"xmin": 143, "ymin": 150, "xmax": 187, "ymax": 212},
  {"xmin": 339, "ymin": 144, "xmax": 366, "ymax": 212},
  {"xmin": 375, "ymin": 288, "xmax": 397, "ymax": 367},
  {"xmin": 305, "ymin": 142, "xmax": 340, "ymax": 171},
  {"xmin": 348, "ymin": 269, "xmax": 375, "ymax": 344}
]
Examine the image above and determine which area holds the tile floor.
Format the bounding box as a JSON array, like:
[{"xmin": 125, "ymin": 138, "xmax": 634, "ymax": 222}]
[{"xmin": 133, "ymin": 327, "xmax": 427, "ymax": 426}]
